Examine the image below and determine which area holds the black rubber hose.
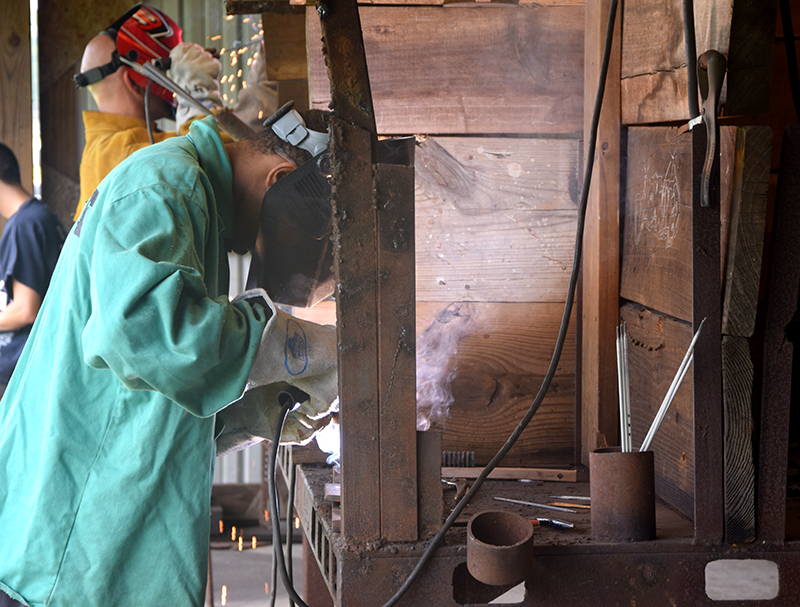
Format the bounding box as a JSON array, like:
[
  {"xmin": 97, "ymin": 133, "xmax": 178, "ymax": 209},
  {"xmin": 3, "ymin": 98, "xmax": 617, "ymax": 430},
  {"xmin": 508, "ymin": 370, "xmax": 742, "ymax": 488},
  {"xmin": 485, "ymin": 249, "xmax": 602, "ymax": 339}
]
[
  {"xmin": 286, "ymin": 463, "xmax": 297, "ymax": 607},
  {"xmin": 683, "ymin": 0, "xmax": 700, "ymax": 119},
  {"xmin": 268, "ymin": 394, "xmax": 310, "ymax": 607},
  {"xmin": 269, "ymin": 1, "xmax": 619, "ymax": 604}
]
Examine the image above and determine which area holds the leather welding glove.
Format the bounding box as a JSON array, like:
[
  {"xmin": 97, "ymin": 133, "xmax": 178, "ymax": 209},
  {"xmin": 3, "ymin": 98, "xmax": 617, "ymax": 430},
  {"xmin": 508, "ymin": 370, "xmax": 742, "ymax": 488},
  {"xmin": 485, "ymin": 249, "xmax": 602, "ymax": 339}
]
[
  {"xmin": 215, "ymin": 288, "xmax": 338, "ymax": 452},
  {"xmin": 238, "ymin": 288, "xmax": 338, "ymax": 419},
  {"xmin": 167, "ymin": 42, "xmax": 224, "ymax": 132},
  {"xmin": 215, "ymin": 382, "xmax": 333, "ymax": 455},
  {"xmin": 233, "ymin": 42, "xmax": 278, "ymax": 132}
]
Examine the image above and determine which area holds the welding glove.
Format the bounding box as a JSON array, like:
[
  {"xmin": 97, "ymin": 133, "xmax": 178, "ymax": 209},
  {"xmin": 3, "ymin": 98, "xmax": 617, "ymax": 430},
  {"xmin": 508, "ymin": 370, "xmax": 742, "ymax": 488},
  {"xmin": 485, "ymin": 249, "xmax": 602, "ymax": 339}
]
[
  {"xmin": 215, "ymin": 382, "xmax": 333, "ymax": 455},
  {"xmin": 167, "ymin": 42, "xmax": 223, "ymax": 132},
  {"xmin": 233, "ymin": 42, "xmax": 278, "ymax": 132},
  {"xmin": 215, "ymin": 288, "xmax": 339, "ymax": 453}
]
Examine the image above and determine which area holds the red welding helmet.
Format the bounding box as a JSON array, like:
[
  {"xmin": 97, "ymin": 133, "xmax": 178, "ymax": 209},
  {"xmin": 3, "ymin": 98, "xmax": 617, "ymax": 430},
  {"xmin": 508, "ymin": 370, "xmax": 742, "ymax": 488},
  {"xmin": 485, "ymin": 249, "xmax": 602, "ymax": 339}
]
[
  {"xmin": 73, "ymin": 4, "xmax": 182, "ymax": 108},
  {"xmin": 114, "ymin": 4, "xmax": 182, "ymax": 107}
]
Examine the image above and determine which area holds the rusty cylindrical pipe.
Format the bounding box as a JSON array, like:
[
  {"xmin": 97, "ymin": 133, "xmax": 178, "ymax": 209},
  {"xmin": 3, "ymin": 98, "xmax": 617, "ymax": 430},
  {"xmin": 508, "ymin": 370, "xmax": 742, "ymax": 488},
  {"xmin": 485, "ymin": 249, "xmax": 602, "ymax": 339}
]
[
  {"xmin": 467, "ymin": 510, "xmax": 534, "ymax": 586},
  {"xmin": 590, "ymin": 447, "xmax": 656, "ymax": 542}
]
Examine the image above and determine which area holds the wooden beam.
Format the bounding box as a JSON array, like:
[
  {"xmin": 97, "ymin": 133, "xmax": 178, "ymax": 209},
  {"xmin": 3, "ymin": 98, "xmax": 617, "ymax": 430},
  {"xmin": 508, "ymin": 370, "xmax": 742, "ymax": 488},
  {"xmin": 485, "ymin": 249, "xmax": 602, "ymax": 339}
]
[
  {"xmin": 0, "ymin": 1, "xmax": 33, "ymax": 198},
  {"xmin": 307, "ymin": 4, "xmax": 584, "ymax": 135},
  {"xmin": 330, "ymin": 118, "xmax": 382, "ymax": 543},
  {"xmin": 376, "ymin": 160, "xmax": 418, "ymax": 541},
  {"xmin": 722, "ymin": 334, "xmax": 755, "ymax": 543},
  {"xmin": 442, "ymin": 466, "xmax": 579, "ymax": 483},
  {"xmin": 262, "ymin": 13, "xmax": 308, "ymax": 81},
  {"xmin": 580, "ymin": 0, "xmax": 621, "ymax": 465},
  {"xmin": 757, "ymin": 125, "xmax": 800, "ymax": 543}
]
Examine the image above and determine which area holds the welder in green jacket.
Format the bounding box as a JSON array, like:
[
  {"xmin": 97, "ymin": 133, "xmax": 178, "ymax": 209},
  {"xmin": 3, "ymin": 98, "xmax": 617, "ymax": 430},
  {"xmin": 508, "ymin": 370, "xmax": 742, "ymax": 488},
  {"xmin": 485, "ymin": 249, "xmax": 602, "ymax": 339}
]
[{"xmin": 0, "ymin": 110, "xmax": 337, "ymax": 607}]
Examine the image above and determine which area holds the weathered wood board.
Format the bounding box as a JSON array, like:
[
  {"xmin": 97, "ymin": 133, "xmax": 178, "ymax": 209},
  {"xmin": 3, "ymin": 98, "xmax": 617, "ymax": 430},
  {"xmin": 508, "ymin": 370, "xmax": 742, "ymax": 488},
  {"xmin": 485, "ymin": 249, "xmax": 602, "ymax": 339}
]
[
  {"xmin": 621, "ymin": 0, "xmax": 777, "ymax": 124},
  {"xmin": 620, "ymin": 303, "xmax": 694, "ymax": 519},
  {"xmin": 1, "ymin": 1, "xmax": 33, "ymax": 200},
  {"xmin": 306, "ymin": 5, "xmax": 585, "ymax": 135},
  {"xmin": 722, "ymin": 334, "xmax": 755, "ymax": 543},
  {"xmin": 262, "ymin": 13, "xmax": 307, "ymax": 81},
  {"xmin": 417, "ymin": 301, "xmax": 576, "ymax": 468},
  {"xmin": 581, "ymin": 0, "xmax": 622, "ymax": 464},
  {"xmin": 621, "ymin": 125, "xmax": 770, "ymax": 334},
  {"xmin": 415, "ymin": 136, "xmax": 580, "ymax": 303}
]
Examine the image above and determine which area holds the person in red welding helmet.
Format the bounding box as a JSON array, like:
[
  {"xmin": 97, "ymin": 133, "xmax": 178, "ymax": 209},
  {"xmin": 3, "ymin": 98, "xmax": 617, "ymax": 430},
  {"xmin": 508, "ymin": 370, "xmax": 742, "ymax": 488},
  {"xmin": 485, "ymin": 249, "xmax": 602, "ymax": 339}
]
[{"xmin": 73, "ymin": 3, "xmax": 277, "ymax": 220}]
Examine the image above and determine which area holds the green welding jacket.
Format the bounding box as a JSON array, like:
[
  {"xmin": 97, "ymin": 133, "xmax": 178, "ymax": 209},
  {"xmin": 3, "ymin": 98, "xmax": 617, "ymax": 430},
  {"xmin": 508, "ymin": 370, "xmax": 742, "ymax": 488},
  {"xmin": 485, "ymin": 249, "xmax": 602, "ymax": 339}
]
[{"xmin": 0, "ymin": 117, "xmax": 268, "ymax": 607}]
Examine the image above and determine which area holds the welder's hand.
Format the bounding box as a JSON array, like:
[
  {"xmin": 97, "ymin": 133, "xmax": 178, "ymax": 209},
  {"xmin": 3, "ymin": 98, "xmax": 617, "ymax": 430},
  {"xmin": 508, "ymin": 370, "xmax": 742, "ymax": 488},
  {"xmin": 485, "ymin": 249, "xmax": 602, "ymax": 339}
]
[
  {"xmin": 215, "ymin": 382, "xmax": 334, "ymax": 454},
  {"xmin": 233, "ymin": 42, "xmax": 277, "ymax": 132},
  {"xmin": 167, "ymin": 42, "xmax": 223, "ymax": 131},
  {"xmin": 236, "ymin": 288, "xmax": 339, "ymax": 418}
]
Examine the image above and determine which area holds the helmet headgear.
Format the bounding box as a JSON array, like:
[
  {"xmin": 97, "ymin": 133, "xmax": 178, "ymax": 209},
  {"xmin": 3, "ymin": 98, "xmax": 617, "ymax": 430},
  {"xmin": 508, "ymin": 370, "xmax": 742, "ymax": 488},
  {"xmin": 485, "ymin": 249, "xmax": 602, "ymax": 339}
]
[{"xmin": 73, "ymin": 3, "xmax": 182, "ymax": 108}]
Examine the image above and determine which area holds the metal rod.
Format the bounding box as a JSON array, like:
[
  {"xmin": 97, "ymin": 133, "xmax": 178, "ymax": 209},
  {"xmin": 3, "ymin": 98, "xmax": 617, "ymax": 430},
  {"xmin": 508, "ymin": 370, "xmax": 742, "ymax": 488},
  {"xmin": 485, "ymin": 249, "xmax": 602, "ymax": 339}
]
[
  {"xmin": 640, "ymin": 319, "xmax": 705, "ymax": 452},
  {"xmin": 493, "ymin": 496, "xmax": 578, "ymax": 514},
  {"xmin": 550, "ymin": 496, "xmax": 591, "ymax": 501},
  {"xmin": 119, "ymin": 56, "xmax": 214, "ymax": 119}
]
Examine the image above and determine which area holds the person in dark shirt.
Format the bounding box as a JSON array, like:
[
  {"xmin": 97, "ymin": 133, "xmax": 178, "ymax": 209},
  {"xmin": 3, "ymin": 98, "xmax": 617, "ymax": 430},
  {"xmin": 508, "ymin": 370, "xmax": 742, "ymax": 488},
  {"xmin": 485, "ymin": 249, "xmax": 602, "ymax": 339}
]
[{"xmin": 0, "ymin": 143, "xmax": 65, "ymax": 396}]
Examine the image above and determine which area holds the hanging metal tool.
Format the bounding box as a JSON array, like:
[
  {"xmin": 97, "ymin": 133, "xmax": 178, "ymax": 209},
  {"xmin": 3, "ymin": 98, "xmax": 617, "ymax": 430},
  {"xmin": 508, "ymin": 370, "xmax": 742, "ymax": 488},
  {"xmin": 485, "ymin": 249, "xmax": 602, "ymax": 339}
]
[{"xmin": 697, "ymin": 50, "xmax": 727, "ymax": 207}]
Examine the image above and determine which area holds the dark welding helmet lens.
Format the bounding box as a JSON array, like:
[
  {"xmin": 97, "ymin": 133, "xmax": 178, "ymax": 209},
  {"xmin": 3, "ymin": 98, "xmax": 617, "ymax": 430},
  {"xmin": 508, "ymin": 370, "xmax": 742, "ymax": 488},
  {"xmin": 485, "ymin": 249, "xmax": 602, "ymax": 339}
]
[{"xmin": 246, "ymin": 152, "xmax": 334, "ymax": 307}]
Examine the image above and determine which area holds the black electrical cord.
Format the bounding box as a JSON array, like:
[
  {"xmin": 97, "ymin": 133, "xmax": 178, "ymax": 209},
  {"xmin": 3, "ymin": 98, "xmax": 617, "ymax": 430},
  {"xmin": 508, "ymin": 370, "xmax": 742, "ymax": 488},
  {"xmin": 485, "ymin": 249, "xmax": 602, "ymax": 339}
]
[
  {"xmin": 144, "ymin": 80, "xmax": 155, "ymax": 145},
  {"xmin": 780, "ymin": 0, "xmax": 800, "ymax": 122},
  {"xmin": 268, "ymin": 394, "xmax": 309, "ymax": 607},
  {"xmin": 268, "ymin": 1, "xmax": 619, "ymax": 604},
  {"xmin": 683, "ymin": 0, "xmax": 700, "ymax": 119},
  {"xmin": 286, "ymin": 463, "xmax": 297, "ymax": 607}
]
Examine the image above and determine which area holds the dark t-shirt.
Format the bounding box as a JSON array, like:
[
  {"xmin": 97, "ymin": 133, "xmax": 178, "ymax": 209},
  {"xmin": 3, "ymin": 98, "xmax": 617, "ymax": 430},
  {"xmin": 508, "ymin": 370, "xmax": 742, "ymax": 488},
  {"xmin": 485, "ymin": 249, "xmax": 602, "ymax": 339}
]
[{"xmin": 0, "ymin": 198, "xmax": 65, "ymax": 383}]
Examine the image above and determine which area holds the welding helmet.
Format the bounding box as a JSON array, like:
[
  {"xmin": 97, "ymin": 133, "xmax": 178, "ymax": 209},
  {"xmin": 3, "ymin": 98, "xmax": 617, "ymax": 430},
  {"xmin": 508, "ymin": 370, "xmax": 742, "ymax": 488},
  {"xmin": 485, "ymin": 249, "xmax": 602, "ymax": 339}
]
[
  {"xmin": 246, "ymin": 103, "xmax": 334, "ymax": 308},
  {"xmin": 73, "ymin": 4, "xmax": 182, "ymax": 108}
]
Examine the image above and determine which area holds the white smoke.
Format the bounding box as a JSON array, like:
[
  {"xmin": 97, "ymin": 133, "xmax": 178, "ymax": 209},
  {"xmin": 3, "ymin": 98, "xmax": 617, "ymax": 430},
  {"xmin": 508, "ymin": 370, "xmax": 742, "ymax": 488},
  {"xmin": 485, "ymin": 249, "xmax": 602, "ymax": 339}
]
[{"xmin": 416, "ymin": 303, "xmax": 473, "ymax": 431}]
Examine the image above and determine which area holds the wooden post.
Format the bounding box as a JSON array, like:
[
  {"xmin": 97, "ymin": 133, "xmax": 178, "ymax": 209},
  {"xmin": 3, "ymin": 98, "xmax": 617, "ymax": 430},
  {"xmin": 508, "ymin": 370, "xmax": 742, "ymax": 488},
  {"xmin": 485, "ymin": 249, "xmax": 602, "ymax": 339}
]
[
  {"xmin": 1, "ymin": 1, "xmax": 33, "ymax": 204},
  {"xmin": 581, "ymin": 0, "xmax": 621, "ymax": 465},
  {"xmin": 691, "ymin": 125, "xmax": 724, "ymax": 544}
]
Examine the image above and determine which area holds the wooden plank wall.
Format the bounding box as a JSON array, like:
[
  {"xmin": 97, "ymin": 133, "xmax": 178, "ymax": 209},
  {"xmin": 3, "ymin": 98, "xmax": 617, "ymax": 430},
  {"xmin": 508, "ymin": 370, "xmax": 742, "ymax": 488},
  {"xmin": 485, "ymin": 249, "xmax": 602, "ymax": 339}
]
[
  {"xmin": 308, "ymin": 4, "xmax": 584, "ymax": 468},
  {"xmin": 619, "ymin": 1, "xmax": 774, "ymax": 532}
]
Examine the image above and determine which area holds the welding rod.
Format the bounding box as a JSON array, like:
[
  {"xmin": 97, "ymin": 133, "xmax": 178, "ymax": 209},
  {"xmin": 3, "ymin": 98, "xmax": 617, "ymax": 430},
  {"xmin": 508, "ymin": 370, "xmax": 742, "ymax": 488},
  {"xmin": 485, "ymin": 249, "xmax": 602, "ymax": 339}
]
[
  {"xmin": 493, "ymin": 496, "xmax": 577, "ymax": 514},
  {"xmin": 549, "ymin": 495, "xmax": 590, "ymax": 501},
  {"xmin": 639, "ymin": 319, "xmax": 705, "ymax": 453},
  {"xmin": 121, "ymin": 57, "xmax": 214, "ymax": 119}
]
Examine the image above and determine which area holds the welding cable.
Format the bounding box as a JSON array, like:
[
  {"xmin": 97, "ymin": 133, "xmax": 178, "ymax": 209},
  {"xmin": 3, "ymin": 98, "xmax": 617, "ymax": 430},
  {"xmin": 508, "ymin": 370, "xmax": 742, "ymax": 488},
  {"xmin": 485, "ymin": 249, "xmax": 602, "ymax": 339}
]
[
  {"xmin": 683, "ymin": 0, "xmax": 700, "ymax": 120},
  {"xmin": 286, "ymin": 463, "xmax": 297, "ymax": 607},
  {"xmin": 144, "ymin": 80, "xmax": 155, "ymax": 145},
  {"xmin": 268, "ymin": 393, "xmax": 312, "ymax": 607},
  {"xmin": 268, "ymin": 1, "xmax": 620, "ymax": 605}
]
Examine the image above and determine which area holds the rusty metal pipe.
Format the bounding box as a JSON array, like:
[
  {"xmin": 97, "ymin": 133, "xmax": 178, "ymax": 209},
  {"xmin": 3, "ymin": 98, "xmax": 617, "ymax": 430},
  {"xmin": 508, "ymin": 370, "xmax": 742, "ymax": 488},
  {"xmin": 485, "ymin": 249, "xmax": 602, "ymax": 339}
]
[
  {"xmin": 467, "ymin": 510, "xmax": 534, "ymax": 586},
  {"xmin": 590, "ymin": 448, "xmax": 656, "ymax": 542}
]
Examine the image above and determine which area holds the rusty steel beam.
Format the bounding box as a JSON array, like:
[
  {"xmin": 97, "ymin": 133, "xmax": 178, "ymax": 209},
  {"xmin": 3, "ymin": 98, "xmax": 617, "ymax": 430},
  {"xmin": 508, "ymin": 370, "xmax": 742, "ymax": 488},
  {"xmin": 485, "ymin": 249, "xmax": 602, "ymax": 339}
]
[{"xmin": 691, "ymin": 126, "xmax": 724, "ymax": 544}]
